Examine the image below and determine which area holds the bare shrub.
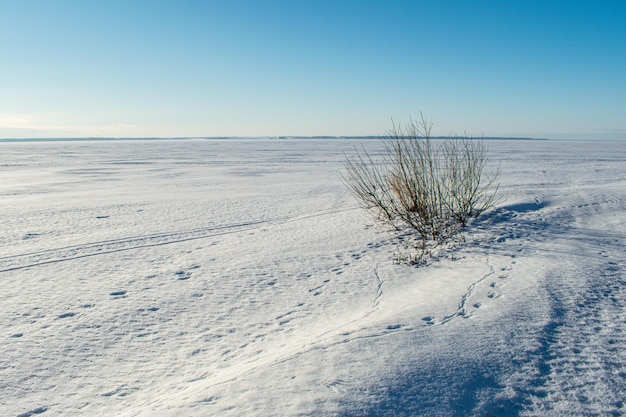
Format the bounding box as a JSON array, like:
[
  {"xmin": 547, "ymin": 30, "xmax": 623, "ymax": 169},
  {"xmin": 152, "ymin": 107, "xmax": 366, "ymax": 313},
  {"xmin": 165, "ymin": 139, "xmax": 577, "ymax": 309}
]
[{"xmin": 343, "ymin": 114, "xmax": 500, "ymax": 263}]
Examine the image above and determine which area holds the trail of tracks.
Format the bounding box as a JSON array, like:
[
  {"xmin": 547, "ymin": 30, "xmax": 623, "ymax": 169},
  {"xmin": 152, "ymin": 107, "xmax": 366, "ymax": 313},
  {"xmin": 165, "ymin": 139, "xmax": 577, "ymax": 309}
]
[
  {"xmin": 439, "ymin": 257, "xmax": 496, "ymax": 325},
  {"xmin": 519, "ymin": 249, "xmax": 626, "ymax": 415},
  {"xmin": 0, "ymin": 207, "xmax": 358, "ymax": 273},
  {"xmin": 0, "ymin": 221, "xmax": 266, "ymax": 273}
]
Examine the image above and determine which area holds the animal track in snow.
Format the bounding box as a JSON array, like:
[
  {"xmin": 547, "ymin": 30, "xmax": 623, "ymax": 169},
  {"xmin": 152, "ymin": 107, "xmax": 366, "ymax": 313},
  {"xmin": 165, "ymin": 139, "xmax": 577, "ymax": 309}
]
[
  {"xmin": 487, "ymin": 290, "xmax": 500, "ymax": 299},
  {"xmin": 0, "ymin": 220, "xmax": 267, "ymax": 273},
  {"xmin": 17, "ymin": 406, "xmax": 49, "ymax": 417},
  {"xmin": 350, "ymin": 250, "xmax": 366, "ymax": 260},
  {"xmin": 275, "ymin": 311, "xmax": 295, "ymax": 326},
  {"xmin": 175, "ymin": 270, "xmax": 192, "ymax": 280},
  {"xmin": 438, "ymin": 258, "xmax": 497, "ymax": 325},
  {"xmin": 502, "ymin": 249, "xmax": 626, "ymax": 414},
  {"xmin": 308, "ymin": 285, "xmax": 323, "ymax": 297},
  {"xmin": 422, "ymin": 317, "xmax": 435, "ymax": 326},
  {"xmin": 110, "ymin": 290, "xmax": 127, "ymax": 298}
]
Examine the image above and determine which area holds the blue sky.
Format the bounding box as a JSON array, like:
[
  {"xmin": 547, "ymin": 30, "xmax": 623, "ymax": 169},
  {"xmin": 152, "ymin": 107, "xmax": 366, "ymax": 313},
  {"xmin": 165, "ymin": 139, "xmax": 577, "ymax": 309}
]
[{"xmin": 1, "ymin": 0, "xmax": 625, "ymax": 139}]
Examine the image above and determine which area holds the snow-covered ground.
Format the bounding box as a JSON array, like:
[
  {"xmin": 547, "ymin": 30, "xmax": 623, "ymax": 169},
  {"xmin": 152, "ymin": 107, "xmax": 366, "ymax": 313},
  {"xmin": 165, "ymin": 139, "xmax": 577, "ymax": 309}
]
[{"xmin": 1, "ymin": 138, "xmax": 625, "ymax": 416}]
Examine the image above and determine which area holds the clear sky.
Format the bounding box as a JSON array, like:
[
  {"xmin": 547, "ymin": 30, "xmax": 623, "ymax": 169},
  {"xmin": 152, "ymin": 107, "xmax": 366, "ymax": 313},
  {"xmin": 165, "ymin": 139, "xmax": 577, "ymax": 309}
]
[{"xmin": 1, "ymin": 0, "xmax": 625, "ymax": 139}]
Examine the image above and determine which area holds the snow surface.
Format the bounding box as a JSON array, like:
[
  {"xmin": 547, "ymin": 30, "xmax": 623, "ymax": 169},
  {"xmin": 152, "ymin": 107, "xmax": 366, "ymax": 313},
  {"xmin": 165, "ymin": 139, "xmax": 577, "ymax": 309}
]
[{"xmin": 1, "ymin": 138, "xmax": 625, "ymax": 416}]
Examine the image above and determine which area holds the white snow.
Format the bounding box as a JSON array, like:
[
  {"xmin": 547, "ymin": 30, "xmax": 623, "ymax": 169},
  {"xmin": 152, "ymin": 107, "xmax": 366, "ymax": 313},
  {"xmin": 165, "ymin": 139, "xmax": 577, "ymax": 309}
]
[{"xmin": 1, "ymin": 138, "xmax": 625, "ymax": 416}]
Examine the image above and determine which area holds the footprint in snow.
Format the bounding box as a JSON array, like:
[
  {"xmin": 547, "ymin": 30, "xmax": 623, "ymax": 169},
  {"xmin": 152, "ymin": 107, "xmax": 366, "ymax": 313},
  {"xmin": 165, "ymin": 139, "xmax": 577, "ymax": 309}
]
[
  {"xmin": 276, "ymin": 311, "xmax": 294, "ymax": 320},
  {"xmin": 17, "ymin": 406, "xmax": 49, "ymax": 417},
  {"xmin": 175, "ymin": 271, "xmax": 192, "ymax": 280},
  {"xmin": 110, "ymin": 290, "xmax": 127, "ymax": 298},
  {"xmin": 308, "ymin": 285, "xmax": 323, "ymax": 294},
  {"xmin": 422, "ymin": 316, "xmax": 435, "ymax": 326},
  {"xmin": 22, "ymin": 233, "xmax": 41, "ymax": 240}
]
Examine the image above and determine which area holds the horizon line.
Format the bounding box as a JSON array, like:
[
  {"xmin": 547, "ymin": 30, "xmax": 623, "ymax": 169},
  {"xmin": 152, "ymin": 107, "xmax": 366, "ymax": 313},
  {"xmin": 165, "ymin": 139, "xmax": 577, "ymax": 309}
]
[{"xmin": 0, "ymin": 135, "xmax": 557, "ymax": 142}]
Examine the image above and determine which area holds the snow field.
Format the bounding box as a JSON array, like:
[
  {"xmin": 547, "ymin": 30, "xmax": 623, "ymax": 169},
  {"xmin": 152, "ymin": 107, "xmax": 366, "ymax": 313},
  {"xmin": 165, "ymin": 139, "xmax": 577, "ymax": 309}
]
[{"xmin": 1, "ymin": 138, "xmax": 625, "ymax": 416}]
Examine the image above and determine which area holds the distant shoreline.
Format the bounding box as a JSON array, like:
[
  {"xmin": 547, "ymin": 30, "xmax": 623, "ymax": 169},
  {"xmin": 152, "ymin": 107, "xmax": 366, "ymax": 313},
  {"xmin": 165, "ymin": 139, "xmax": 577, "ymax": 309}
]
[{"xmin": 0, "ymin": 136, "xmax": 551, "ymax": 143}]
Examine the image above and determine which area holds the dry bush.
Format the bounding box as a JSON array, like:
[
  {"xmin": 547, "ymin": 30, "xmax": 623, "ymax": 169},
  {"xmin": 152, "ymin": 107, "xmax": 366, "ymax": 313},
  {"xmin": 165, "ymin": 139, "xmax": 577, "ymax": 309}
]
[{"xmin": 343, "ymin": 114, "xmax": 500, "ymax": 263}]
